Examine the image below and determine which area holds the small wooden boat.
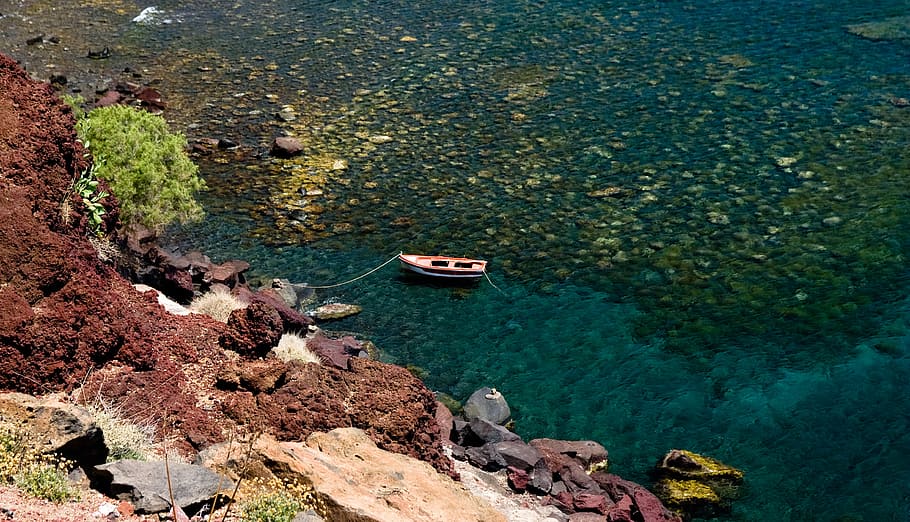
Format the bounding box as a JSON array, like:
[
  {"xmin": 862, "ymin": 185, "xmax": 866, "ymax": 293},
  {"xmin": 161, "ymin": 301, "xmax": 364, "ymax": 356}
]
[{"xmin": 398, "ymin": 254, "xmax": 488, "ymax": 279}]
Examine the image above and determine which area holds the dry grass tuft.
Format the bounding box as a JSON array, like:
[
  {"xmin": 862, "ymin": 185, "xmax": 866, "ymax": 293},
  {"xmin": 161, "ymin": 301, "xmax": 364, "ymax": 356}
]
[
  {"xmin": 89, "ymin": 234, "xmax": 121, "ymax": 263},
  {"xmin": 85, "ymin": 399, "xmax": 158, "ymax": 461},
  {"xmin": 272, "ymin": 332, "xmax": 321, "ymax": 365},
  {"xmin": 189, "ymin": 287, "xmax": 247, "ymax": 323}
]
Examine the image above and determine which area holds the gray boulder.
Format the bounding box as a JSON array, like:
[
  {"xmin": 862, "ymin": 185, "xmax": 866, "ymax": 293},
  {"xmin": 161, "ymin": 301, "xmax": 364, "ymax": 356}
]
[
  {"xmin": 492, "ymin": 440, "xmax": 544, "ymax": 471},
  {"xmin": 463, "ymin": 387, "xmax": 511, "ymax": 425},
  {"xmin": 467, "ymin": 418, "xmax": 521, "ymax": 445},
  {"xmin": 92, "ymin": 460, "xmax": 233, "ymax": 514},
  {"xmin": 464, "ymin": 443, "xmax": 508, "ymax": 471}
]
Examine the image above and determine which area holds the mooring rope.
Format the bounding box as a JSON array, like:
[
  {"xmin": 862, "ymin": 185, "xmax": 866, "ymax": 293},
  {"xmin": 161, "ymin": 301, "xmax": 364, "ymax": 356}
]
[
  {"xmin": 483, "ymin": 268, "xmax": 506, "ymax": 295},
  {"xmin": 303, "ymin": 252, "xmax": 402, "ymax": 289}
]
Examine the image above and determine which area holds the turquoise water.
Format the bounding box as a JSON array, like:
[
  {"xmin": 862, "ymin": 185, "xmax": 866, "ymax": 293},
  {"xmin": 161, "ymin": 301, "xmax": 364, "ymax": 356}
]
[{"xmin": 122, "ymin": 0, "xmax": 910, "ymax": 519}]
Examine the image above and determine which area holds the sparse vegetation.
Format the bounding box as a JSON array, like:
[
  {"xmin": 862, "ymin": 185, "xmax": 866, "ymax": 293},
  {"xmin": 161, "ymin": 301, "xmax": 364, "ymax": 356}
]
[
  {"xmin": 189, "ymin": 287, "xmax": 248, "ymax": 323},
  {"xmin": 272, "ymin": 332, "xmax": 321, "ymax": 364},
  {"xmin": 239, "ymin": 477, "xmax": 327, "ymax": 522},
  {"xmin": 0, "ymin": 421, "xmax": 79, "ymax": 504},
  {"xmin": 85, "ymin": 400, "xmax": 158, "ymax": 461}
]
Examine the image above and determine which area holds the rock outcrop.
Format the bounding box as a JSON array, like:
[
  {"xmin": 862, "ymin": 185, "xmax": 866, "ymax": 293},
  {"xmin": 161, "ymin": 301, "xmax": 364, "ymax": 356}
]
[
  {"xmin": 0, "ymin": 392, "xmax": 107, "ymax": 468},
  {"xmin": 447, "ymin": 388, "xmax": 682, "ymax": 521},
  {"xmin": 201, "ymin": 428, "xmax": 505, "ymax": 522}
]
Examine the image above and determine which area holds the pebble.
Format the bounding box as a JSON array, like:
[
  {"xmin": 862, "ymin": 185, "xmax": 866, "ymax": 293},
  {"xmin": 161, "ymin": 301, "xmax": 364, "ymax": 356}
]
[
  {"xmin": 369, "ymin": 135, "xmax": 394, "ymax": 144},
  {"xmin": 776, "ymin": 156, "xmax": 798, "ymax": 168}
]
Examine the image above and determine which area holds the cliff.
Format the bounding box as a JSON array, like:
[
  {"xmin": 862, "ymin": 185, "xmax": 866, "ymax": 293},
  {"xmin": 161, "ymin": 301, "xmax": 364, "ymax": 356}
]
[{"xmin": 0, "ymin": 51, "xmax": 452, "ymax": 474}]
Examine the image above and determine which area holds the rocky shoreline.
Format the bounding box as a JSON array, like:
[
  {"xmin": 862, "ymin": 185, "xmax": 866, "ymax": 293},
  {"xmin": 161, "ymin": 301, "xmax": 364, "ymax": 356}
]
[{"xmin": 0, "ymin": 24, "xmax": 743, "ymax": 521}]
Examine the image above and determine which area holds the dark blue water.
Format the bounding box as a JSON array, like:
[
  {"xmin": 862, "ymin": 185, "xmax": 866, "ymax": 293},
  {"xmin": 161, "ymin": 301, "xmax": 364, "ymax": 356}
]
[{"xmin": 119, "ymin": 0, "xmax": 910, "ymax": 519}]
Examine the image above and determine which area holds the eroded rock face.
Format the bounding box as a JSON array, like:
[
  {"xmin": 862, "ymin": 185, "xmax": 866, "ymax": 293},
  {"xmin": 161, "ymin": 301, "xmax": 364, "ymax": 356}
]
[{"xmin": 200, "ymin": 429, "xmax": 505, "ymax": 522}]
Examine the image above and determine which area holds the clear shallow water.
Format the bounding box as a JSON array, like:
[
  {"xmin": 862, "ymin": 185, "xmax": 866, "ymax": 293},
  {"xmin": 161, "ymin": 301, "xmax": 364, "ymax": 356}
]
[{"xmin": 19, "ymin": 0, "xmax": 910, "ymax": 519}]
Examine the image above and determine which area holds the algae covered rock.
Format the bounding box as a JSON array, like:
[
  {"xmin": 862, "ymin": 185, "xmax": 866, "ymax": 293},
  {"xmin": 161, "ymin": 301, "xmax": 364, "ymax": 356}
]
[
  {"xmin": 845, "ymin": 16, "xmax": 910, "ymax": 41},
  {"xmin": 651, "ymin": 449, "xmax": 743, "ymax": 519}
]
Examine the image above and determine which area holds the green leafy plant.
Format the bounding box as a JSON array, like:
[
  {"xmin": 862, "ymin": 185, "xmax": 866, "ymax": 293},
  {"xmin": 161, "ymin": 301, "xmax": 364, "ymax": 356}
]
[
  {"xmin": 14, "ymin": 457, "xmax": 77, "ymax": 503},
  {"xmin": 75, "ymin": 104, "xmax": 206, "ymax": 232},
  {"xmin": 72, "ymin": 163, "xmax": 109, "ymax": 236}
]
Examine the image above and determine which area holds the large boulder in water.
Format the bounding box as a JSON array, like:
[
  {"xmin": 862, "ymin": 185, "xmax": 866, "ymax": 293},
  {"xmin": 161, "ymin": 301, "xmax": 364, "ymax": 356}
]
[{"xmin": 463, "ymin": 387, "xmax": 511, "ymax": 425}]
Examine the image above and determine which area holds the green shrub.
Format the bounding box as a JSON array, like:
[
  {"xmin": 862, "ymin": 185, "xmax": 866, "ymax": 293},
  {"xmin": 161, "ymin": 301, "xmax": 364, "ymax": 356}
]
[
  {"xmin": 60, "ymin": 93, "xmax": 86, "ymax": 121},
  {"xmin": 75, "ymin": 104, "xmax": 206, "ymax": 231},
  {"xmin": 189, "ymin": 287, "xmax": 247, "ymax": 323}
]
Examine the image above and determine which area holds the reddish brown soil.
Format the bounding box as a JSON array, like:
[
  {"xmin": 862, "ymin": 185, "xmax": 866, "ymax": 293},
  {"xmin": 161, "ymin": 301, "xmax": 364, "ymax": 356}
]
[{"xmin": 0, "ymin": 52, "xmax": 453, "ymax": 476}]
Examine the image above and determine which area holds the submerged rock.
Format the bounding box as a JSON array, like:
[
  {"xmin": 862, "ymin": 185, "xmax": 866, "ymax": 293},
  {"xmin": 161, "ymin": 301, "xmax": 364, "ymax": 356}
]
[
  {"xmin": 650, "ymin": 449, "xmax": 744, "ymax": 519},
  {"xmin": 309, "ymin": 302, "xmax": 362, "ymax": 320},
  {"xmin": 845, "ymin": 16, "xmax": 910, "ymax": 41},
  {"xmin": 271, "ymin": 136, "xmax": 304, "ymax": 157}
]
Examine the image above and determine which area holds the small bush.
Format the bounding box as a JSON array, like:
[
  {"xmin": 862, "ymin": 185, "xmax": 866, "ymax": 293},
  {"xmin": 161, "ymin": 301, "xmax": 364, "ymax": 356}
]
[
  {"xmin": 14, "ymin": 457, "xmax": 76, "ymax": 504},
  {"xmin": 240, "ymin": 477, "xmax": 326, "ymax": 522},
  {"xmin": 75, "ymin": 104, "xmax": 206, "ymax": 232},
  {"xmin": 0, "ymin": 421, "xmax": 79, "ymax": 504},
  {"xmin": 190, "ymin": 287, "xmax": 247, "ymax": 323},
  {"xmin": 272, "ymin": 332, "xmax": 321, "ymax": 364}
]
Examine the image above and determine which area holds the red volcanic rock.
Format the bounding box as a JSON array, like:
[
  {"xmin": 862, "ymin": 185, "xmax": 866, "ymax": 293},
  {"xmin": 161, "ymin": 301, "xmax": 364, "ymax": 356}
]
[
  {"xmin": 574, "ymin": 492, "xmax": 610, "ymax": 514},
  {"xmin": 530, "ymin": 438, "xmax": 608, "ymax": 469},
  {"xmin": 304, "ymin": 330, "xmax": 364, "ymax": 369},
  {"xmin": 434, "ymin": 400, "xmax": 454, "ymax": 443},
  {"xmin": 593, "ymin": 473, "xmax": 683, "ymax": 522},
  {"xmin": 220, "ymin": 301, "xmax": 283, "ymax": 357},
  {"xmin": 271, "ymin": 136, "xmax": 303, "ymax": 157},
  {"xmin": 208, "ymin": 259, "xmax": 250, "ymax": 286},
  {"xmin": 507, "ymin": 466, "xmax": 530, "ymax": 491},
  {"xmin": 246, "ymin": 286, "xmax": 314, "ymax": 331},
  {"xmin": 222, "ymin": 357, "xmax": 456, "ymax": 478}
]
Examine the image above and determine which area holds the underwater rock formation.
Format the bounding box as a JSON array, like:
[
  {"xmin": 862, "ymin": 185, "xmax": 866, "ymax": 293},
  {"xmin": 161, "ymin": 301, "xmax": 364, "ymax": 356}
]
[{"xmin": 650, "ymin": 449, "xmax": 744, "ymax": 520}]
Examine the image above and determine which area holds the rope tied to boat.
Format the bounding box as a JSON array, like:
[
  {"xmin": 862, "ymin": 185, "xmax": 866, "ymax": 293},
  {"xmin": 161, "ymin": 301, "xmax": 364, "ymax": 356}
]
[
  {"xmin": 483, "ymin": 268, "xmax": 505, "ymax": 295},
  {"xmin": 302, "ymin": 252, "xmax": 402, "ymax": 289}
]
